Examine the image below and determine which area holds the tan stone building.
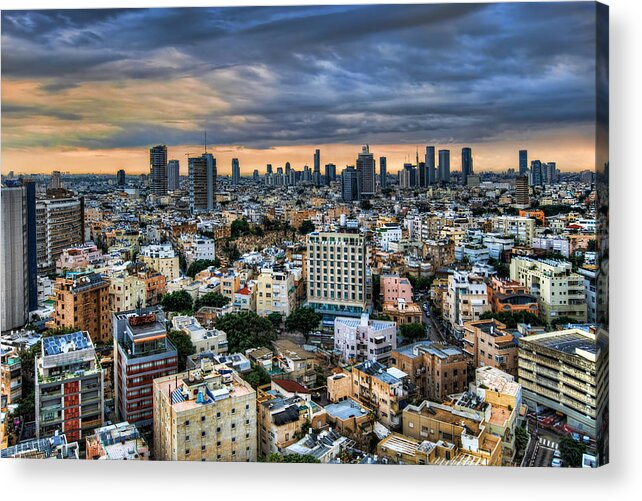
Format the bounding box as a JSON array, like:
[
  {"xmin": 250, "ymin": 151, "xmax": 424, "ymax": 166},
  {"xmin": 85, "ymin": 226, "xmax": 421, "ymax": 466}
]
[
  {"xmin": 153, "ymin": 360, "xmax": 257, "ymax": 462},
  {"xmin": 462, "ymin": 319, "xmax": 519, "ymax": 376}
]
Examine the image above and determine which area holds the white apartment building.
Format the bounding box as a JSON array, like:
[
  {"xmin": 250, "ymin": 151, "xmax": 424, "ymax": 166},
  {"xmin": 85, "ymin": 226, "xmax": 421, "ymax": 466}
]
[
  {"xmin": 443, "ymin": 271, "xmax": 490, "ymax": 338},
  {"xmin": 334, "ymin": 314, "xmax": 397, "ymax": 364},
  {"xmin": 510, "ymin": 257, "xmax": 587, "ymax": 323},
  {"xmin": 377, "ymin": 224, "xmax": 402, "ymax": 252},
  {"xmin": 172, "ymin": 315, "xmax": 228, "ymax": 354},
  {"xmin": 492, "ymin": 216, "xmax": 536, "ymax": 245},
  {"xmin": 180, "ymin": 234, "xmax": 216, "ymax": 267},
  {"xmin": 140, "ymin": 243, "xmax": 180, "ymax": 281}
]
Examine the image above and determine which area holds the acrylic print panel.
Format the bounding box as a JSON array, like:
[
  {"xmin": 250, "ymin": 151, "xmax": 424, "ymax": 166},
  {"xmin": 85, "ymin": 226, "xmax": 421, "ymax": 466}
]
[{"xmin": 0, "ymin": 2, "xmax": 608, "ymax": 467}]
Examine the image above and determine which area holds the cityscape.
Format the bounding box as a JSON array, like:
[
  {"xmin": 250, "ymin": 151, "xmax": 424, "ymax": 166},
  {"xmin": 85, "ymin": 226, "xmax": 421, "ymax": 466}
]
[{"xmin": 0, "ymin": 3, "xmax": 608, "ymax": 468}]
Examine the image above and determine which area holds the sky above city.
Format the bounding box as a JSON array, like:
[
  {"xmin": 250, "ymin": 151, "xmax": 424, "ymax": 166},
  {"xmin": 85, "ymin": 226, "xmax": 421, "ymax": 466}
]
[{"xmin": 1, "ymin": 2, "xmax": 599, "ymax": 175}]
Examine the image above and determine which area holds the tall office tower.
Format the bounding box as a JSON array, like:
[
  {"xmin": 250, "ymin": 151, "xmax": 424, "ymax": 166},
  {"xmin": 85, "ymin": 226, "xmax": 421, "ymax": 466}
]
[
  {"xmin": 51, "ymin": 271, "xmax": 111, "ymax": 343},
  {"xmin": 189, "ymin": 153, "xmax": 217, "ymax": 213},
  {"xmin": 285, "ymin": 162, "xmax": 292, "ymax": 185},
  {"xmin": 167, "ymin": 160, "xmax": 180, "ymax": 191},
  {"xmin": 153, "ymin": 363, "xmax": 257, "ymax": 462},
  {"xmin": 341, "ymin": 166, "xmax": 360, "ymax": 202},
  {"xmin": 231, "ymin": 158, "xmax": 241, "ymax": 186},
  {"xmin": 303, "ymin": 165, "xmax": 312, "ymax": 182},
  {"xmin": 314, "ymin": 149, "xmax": 321, "ymax": 176},
  {"xmin": 150, "ymin": 144, "xmax": 168, "ymax": 196},
  {"xmin": 438, "ymin": 149, "xmax": 451, "ymax": 183},
  {"xmin": 325, "ymin": 163, "xmax": 337, "ymax": 185},
  {"xmin": 546, "ymin": 162, "xmax": 557, "ymax": 184},
  {"xmin": 515, "ymin": 175, "xmax": 530, "ymax": 208},
  {"xmin": 50, "ymin": 170, "xmax": 62, "ymax": 190},
  {"xmin": 113, "ymin": 307, "xmax": 178, "ymax": 426},
  {"xmin": 519, "ymin": 149, "xmax": 528, "ymax": 176},
  {"xmin": 306, "ymin": 230, "xmax": 369, "ymax": 320},
  {"xmin": 36, "ymin": 191, "xmax": 84, "ymax": 275},
  {"xmin": 418, "ymin": 162, "xmax": 427, "ymax": 187},
  {"xmin": 356, "ymin": 144, "xmax": 376, "ymax": 197},
  {"xmin": 461, "ymin": 147, "xmax": 473, "ymax": 185},
  {"xmin": 116, "ymin": 169, "xmax": 126, "ymax": 187},
  {"xmin": 425, "ymin": 146, "xmax": 436, "ymax": 185},
  {"xmin": 530, "ymin": 160, "xmax": 543, "ymax": 186},
  {"xmin": 1, "ymin": 180, "xmax": 37, "ymax": 332},
  {"xmin": 36, "ymin": 331, "xmax": 105, "ymax": 440},
  {"xmin": 379, "ymin": 157, "xmax": 387, "ymax": 189},
  {"xmin": 253, "ymin": 169, "xmax": 260, "ymax": 182},
  {"xmin": 266, "ymin": 164, "xmax": 273, "ymax": 175}
]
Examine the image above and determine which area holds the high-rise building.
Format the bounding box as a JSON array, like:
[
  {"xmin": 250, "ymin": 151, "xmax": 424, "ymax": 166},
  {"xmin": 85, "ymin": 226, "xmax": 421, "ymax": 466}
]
[
  {"xmin": 418, "ymin": 162, "xmax": 427, "ymax": 188},
  {"xmin": 324, "ymin": 163, "xmax": 337, "ymax": 185},
  {"xmin": 341, "ymin": 166, "xmax": 360, "ymax": 202},
  {"xmin": 36, "ymin": 331, "xmax": 105, "ymax": 441},
  {"xmin": 50, "ymin": 170, "xmax": 62, "ymax": 190},
  {"xmin": 266, "ymin": 164, "xmax": 273, "ymax": 175},
  {"xmin": 153, "ymin": 362, "xmax": 257, "ymax": 462},
  {"xmin": 303, "ymin": 165, "xmax": 312, "ymax": 182},
  {"xmin": 167, "ymin": 160, "xmax": 180, "ymax": 191},
  {"xmin": 426, "ymin": 146, "xmax": 436, "ymax": 185},
  {"xmin": 51, "ymin": 271, "xmax": 112, "ymax": 343},
  {"xmin": 313, "ymin": 149, "xmax": 320, "ymax": 175},
  {"xmin": 1, "ymin": 180, "xmax": 37, "ymax": 332},
  {"xmin": 232, "ymin": 158, "xmax": 241, "ymax": 186},
  {"xmin": 356, "ymin": 145, "xmax": 375, "ymax": 197},
  {"xmin": 519, "ymin": 150, "xmax": 528, "ymax": 176},
  {"xmin": 530, "ymin": 160, "xmax": 543, "ymax": 186},
  {"xmin": 252, "ymin": 169, "xmax": 260, "ymax": 182},
  {"xmin": 306, "ymin": 230, "xmax": 370, "ymax": 320},
  {"xmin": 546, "ymin": 162, "xmax": 557, "ymax": 184},
  {"xmin": 438, "ymin": 149, "xmax": 451, "ymax": 183},
  {"xmin": 379, "ymin": 157, "xmax": 387, "ymax": 189},
  {"xmin": 116, "ymin": 169, "xmax": 126, "ymax": 187},
  {"xmin": 149, "ymin": 145, "xmax": 168, "ymax": 196},
  {"xmin": 113, "ymin": 307, "xmax": 178, "ymax": 426},
  {"xmin": 36, "ymin": 191, "xmax": 84, "ymax": 275},
  {"xmin": 461, "ymin": 147, "xmax": 473, "ymax": 185},
  {"xmin": 189, "ymin": 153, "xmax": 216, "ymax": 212},
  {"xmin": 515, "ymin": 175, "xmax": 530, "ymax": 208}
]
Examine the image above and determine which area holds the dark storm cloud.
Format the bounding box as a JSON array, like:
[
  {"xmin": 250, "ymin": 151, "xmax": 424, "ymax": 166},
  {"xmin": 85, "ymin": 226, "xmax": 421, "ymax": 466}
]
[{"xmin": 1, "ymin": 3, "xmax": 598, "ymax": 149}]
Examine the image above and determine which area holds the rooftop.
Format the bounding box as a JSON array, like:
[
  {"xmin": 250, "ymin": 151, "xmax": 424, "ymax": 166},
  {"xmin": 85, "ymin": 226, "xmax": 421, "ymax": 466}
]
[
  {"xmin": 42, "ymin": 331, "xmax": 93, "ymax": 357},
  {"xmin": 325, "ymin": 398, "xmax": 369, "ymax": 421},
  {"xmin": 520, "ymin": 328, "xmax": 597, "ymax": 361}
]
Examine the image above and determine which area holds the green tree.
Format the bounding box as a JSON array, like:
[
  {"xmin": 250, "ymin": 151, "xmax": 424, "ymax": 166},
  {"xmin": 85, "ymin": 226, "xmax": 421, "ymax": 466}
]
[
  {"xmin": 231, "ymin": 218, "xmax": 251, "ymax": 238},
  {"xmin": 161, "ymin": 290, "xmax": 193, "ymax": 313},
  {"xmin": 551, "ymin": 316, "xmax": 580, "ymax": 328},
  {"xmin": 242, "ymin": 364, "xmax": 272, "ymax": 389},
  {"xmin": 262, "ymin": 453, "xmax": 321, "ymax": 463},
  {"xmin": 285, "ymin": 307, "xmax": 321, "ymax": 337},
  {"xmin": 267, "ymin": 312, "xmax": 283, "ymax": 329},
  {"xmin": 559, "ymin": 436, "xmax": 587, "ymax": 467},
  {"xmin": 372, "ymin": 274, "xmax": 382, "ymax": 311},
  {"xmin": 515, "ymin": 424, "xmax": 529, "ymax": 453},
  {"xmin": 167, "ymin": 330, "xmax": 196, "ymax": 371},
  {"xmin": 194, "ymin": 292, "xmax": 230, "ymax": 310},
  {"xmin": 216, "ymin": 311, "xmax": 277, "ymax": 353},
  {"xmin": 360, "ymin": 199, "xmax": 372, "ymax": 211},
  {"xmin": 298, "ymin": 219, "xmax": 315, "ymax": 235},
  {"xmin": 587, "ymin": 239, "xmax": 597, "ymax": 252},
  {"xmin": 399, "ymin": 323, "xmax": 426, "ymax": 341},
  {"xmin": 186, "ymin": 259, "xmax": 220, "ymax": 278},
  {"xmin": 479, "ymin": 311, "xmax": 543, "ymax": 329},
  {"xmin": 42, "ymin": 326, "xmax": 78, "ymax": 338}
]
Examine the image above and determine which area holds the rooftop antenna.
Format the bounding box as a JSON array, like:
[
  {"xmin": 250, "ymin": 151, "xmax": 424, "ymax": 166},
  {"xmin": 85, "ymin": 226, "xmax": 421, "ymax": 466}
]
[
  {"xmin": 204, "ymin": 131, "xmax": 207, "ymax": 153},
  {"xmin": 416, "ymin": 145, "xmax": 419, "ymax": 165}
]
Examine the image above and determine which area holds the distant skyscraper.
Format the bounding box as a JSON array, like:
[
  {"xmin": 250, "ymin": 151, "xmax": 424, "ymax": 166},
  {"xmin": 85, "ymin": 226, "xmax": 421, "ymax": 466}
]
[
  {"xmin": 50, "ymin": 170, "xmax": 62, "ymax": 190},
  {"xmin": 461, "ymin": 147, "xmax": 473, "ymax": 185},
  {"xmin": 438, "ymin": 149, "xmax": 451, "ymax": 183},
  {"xmin": 303, "ymin": 165, "xmax": 312, "ymax": 182},
  {"xmin": 426, "ymin": 146, "xmax": 436, "ymax": 184},
  {"xmin": 418, "ymin": 162, "xmax": 427, "ymax": 188},
  {"xmin": 379, "ymin": 157, "xmax": 387, "ymax": 189},
  {"xmin": 266, "ymin": 164, "xmax": 273, "ymax": 175},
  {"xmin": 116, "ymin": 169, "xmax": 126, "ymax": 187},
  {"xmin": 253, "ymin": 169, "xmax": 260, "ymax": 182},
  {"xmin": 232, "ymin": 158, "xmax": 240, "ymax": 186},
  {"xmin": 530, "ymin": 160, "xmax": 543, "ymax": 186},
  {"xmin": 150, "ymin": 145, "xmax": 168, "ymax": 196},
  {"xmin": 324, "ymin": 163, "xmax": 337, "ymax": 185},
  {"xmin": 341, "ymin": 166, "xmax": 360, "ymax": 202},
  {"xmin": 546, "ymin": 162, "xmax": 557, "ymax": 184},
  {"xmin": 515, "ymin": 175, "xmax": 530, "ymax": 207},
  {"xmin": 356, "ymin": 145, "xmax": 375, "ymax": 197},
  {"xmin": 313, "ymin": 149, "xmax": 321, "ymax": 175},
  {"xmin": 167, "ymin": 160, "xmax": 180, "ymax": 191},
  {"xmin": 189, "ymin": 153, "xmax": 217, "ymax": 212},
  {"xmin": 519, "ymin": 150, "xmax": 528, "ymax": 176},
  {"xmin": 1, "ymin": 180, "xmax": 37, "ymax": 332}
]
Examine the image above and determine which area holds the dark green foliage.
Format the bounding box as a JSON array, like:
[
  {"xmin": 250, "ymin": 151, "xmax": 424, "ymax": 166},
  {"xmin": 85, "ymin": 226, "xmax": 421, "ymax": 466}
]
[
  {"xmin": 42, "ymin": 326, "xmax": 78, "ymax": 338},
  {"xmin": 551, "ymin": 316, "xmax": 581, "ymax": 328},
  {"xmin": 372, "ymin": 274, "xmax": 382, "ymax": 311},
  {"xmin": 216, "ymin": 311, "xmax": 277, "ymax": 353},
  {"xmin": 267, "ymin": 312, "xmax": 283, "ymax": 329},
  {"xmin": 298, "ymin": 219, "xmax": 315, "ymax": 235},
  {"xmin": 399, "ymin": 323, "xmax": 426, "ymax": 341},
  {"xmin": 194, "ymin": 292, "xmax": 230, "ymax": 310},
  {"xmin": 479, "ymin": 311, "xmax": 543, "ymax": 329},
  {"xmin": 263, "ymin": 453, "xmax": 321, "ymax": 463},
  {"xmin": 242, "ymin": 364, "xmax": 272, "ymax": 389},
  {"xmin": 161, "ymin": 290, "xmax": 193, "ymax": 313},
  {"xmin": 559, "ymin": 436, "xmax": 587, "ymax": 467},
  {"xmin": 515, "ymin": 424, "xmax": 529, "ymax": 453},
  {"xmin": 231, "ymin": 218, "xmax": 251, "ymax": 238},
  {"xmin": 360, "ymin": 199, "xmax": 372, "ymax": 210},
  {"xmin": 587, "ymin": 239, "xmax": 597, "ymax": 252},
  {"xmin": 186, "ymin": 259, "xmax": 220, "ymax": 278},
  {"xmin": 285, "ymin": 307, "xmax": 321, "ymax": 335},
  {"xmin": 167, "ymin": 330, "xmax": 196, "ymax": 371},
  {"xmin": 406, "ymin": 274, "xmax": 432, "ymax": 291}
]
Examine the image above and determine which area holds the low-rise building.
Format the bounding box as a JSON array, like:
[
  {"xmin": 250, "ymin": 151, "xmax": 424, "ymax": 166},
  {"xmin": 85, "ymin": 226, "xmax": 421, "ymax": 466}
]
[
  {"xmin": 172, "ymin": 315, "xmax": 228, "ymax": 354},
  {"xmin": 443, "ymin": 271, "xmax": 490, "ymax": 338},
  {"xmin": 333, "ymin": 314, "xmax": 397, "ymax": 364},
  {"xmin": 139, "ymin": 243, "xmax": 180, "ymax": 281},
  {"xmin": 85, "ymin": 421, "xmax": 150, "ymax": 460},
  {"xmin": 272, "ymin": 340, "xmax": 319, "ymax": 387},
  {"xmin": 487, "ymin": 277, "xmax": 538, "ymax": 315},
  {"xmin": 1, "ymin": 432, "xmax": 79, "ymax": 459},
  {"xmin": 382, "ymin": 298, "xmax": 423, "ymax": 328},
  {"xmin": 284, "ymin": 428, "xmax": 350, "ymax": 463},
  {"xmin": 462, "ymin": 319, "xmax": 519, "ymax": 376}
]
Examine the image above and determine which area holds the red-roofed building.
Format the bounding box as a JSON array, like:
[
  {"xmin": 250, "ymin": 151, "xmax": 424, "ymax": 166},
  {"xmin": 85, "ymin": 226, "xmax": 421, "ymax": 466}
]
[{"xmin": 233, "ymin": 283, "xmax": 256, "ymax": 312}]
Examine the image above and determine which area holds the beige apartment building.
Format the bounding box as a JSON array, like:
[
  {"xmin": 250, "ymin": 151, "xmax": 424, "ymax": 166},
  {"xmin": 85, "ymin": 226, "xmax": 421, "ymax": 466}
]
[
  {"xmin": 255, "ymin": 266, "xmax": 296, "ymax": 317},
  {"xmin": 462, "ymin": 319, "xmax": 519, "ymax": 376},
  {"xmin": 139, "ymin": 244, "xmax": 180, "ymax": 281},
  {"xmin": 109, "ymin": 272, "xmax": 147, "ymax": 313},
  {"xmin": 492, "ymin": 215, "xmax": 536, "ymax": 245},
  {"xmin": 510, "ymin": 257, "xmax": 587, "ymax": 324},
  {"xmin": 153, "ymin": 359, "xmax": 257, "ymax": 462},
  {"xmin": 443, "ymin": 271, "xmax": 491, "ymax": 338}
]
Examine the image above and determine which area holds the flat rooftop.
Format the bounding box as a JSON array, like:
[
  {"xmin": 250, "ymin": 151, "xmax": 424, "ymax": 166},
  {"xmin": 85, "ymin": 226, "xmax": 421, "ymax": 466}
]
[
  {"xmin": 325, "ymin": 398, "xmax": 368, "ymax": 421},
  {"xmin": 522, "ymin": 329, "xmax": 597, "ymax": 359},
  {"xmin": 43, "ymin": 331, "xmax": 93, "ymax": 357}
]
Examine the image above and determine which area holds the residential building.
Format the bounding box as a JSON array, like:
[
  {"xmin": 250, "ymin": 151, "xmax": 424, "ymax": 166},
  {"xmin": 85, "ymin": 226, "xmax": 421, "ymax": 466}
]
[
  {"xmin": 487, "ymin": 277, "xmax": 539, "ymax": 315},
  {"xmin": 167, "ymin": 159, "xmax": 180, "ymax": 191},
  {"xmin": 492, "ymin": 215, "xmax": 536, "ymax": 245},
  {"xmin": 113, "ymin": 308, "xmax": 178, "ymax": 426},
  {"xmin": 334, "ymin": 314, "xmax": 397, "ymax": 364},
  {"xmin": 189, "ymin": 153, "xmax": 217, "ymax": 212},
  {"xmin": 36, "ymin": 331, "xmax": 105, "ymax": 441},
  {"xmin": 172, "ymin": 315, "xmax": 228, "ymax": 354},
  {"xmin": 1, "ymin": 433, "xmax": 79, "ymax": 459},
  {"xmin": 462, "ymin": 319, "xmax": 519, "ymax": 376},
  {"xmin": 515, "ymin": 175, "xmax": 530, "ymax": 208},
  {"xmin": 153, "ymin": 360, "xmax": 257, "ymax": 461},
  {"xmin": 285, "ymin": 428, "xmax": 349, "ymax": 463},
  {"xmin": 85, "ymin": 421, "xmax": 150, "ymax": 460},
  {"xmin": 382, "ymin": 298, "xmax": 423, "ymax": 327},
  {"xmin": 139, "ymin": 243, "xmax": 180, "ymax": 281},
  {"xmin": 341, "ymin": 166, "xmax": 360, "ymax": 202},
  {"xmin": 381, "ymin": 275, "xmax": 413, "ymax": 303},
  {"xmin": 55, "ymin": 243, "xmax": 102, "ymax": 273},
  {"xmin": 1, "ymin": 345, "xmax": 22, "ymax": 404},
  {"xmin": 272, "ymin": 340, "xmax": 319, "ymax": 387},
  {"xmin": 255, "ymin": 266, "xmax": 296, "ymax": 317},
  {"xmin": 443, "ymin": 271, "xmax": 490, "ymax": 338}
]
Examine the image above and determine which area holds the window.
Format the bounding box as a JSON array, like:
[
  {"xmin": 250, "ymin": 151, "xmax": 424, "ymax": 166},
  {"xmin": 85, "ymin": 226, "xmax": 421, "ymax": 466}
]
[
  {"xmin": 201, "ymin": 416, "xmax": 206, "ymax": 422},
  {"xmin": 185, "ymin": 420, "xmax": 190, "ymax": 426},
  {"xmin": 185, "ymin": 435, "xmax": 190, "ymax": 441},
  {"xmin": 201, "ymin": 431, "xmax": 206, "ymax": 437}
]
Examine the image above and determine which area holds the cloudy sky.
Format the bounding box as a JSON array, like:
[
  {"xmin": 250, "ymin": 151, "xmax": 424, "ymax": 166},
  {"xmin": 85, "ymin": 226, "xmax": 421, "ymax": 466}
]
[{"xmin": 1, "ymin": 2, "xmax": 600, "ymax": 175}]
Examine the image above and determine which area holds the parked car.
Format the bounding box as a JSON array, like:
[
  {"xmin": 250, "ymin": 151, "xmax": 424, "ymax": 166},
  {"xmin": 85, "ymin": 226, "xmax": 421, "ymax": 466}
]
[{"xmin": 551, "ymin": 458, "xmax": 563, "ymax": 467}]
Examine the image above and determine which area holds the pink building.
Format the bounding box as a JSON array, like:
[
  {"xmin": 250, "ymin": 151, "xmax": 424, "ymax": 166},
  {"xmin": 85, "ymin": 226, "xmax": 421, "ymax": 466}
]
[
  {"xmin": 381, "ymin": 275, "xmax": 414, "ymax": 303},
  {"xmin": 55, "ymin": 243, "xmax": 103, "ymax": 273}
]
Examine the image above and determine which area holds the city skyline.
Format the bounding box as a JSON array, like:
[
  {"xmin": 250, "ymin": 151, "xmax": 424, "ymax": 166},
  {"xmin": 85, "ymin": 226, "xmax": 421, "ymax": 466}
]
[{"xmin": 1, "ymin": 3, "xmax": 599, "ymax": 174}]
